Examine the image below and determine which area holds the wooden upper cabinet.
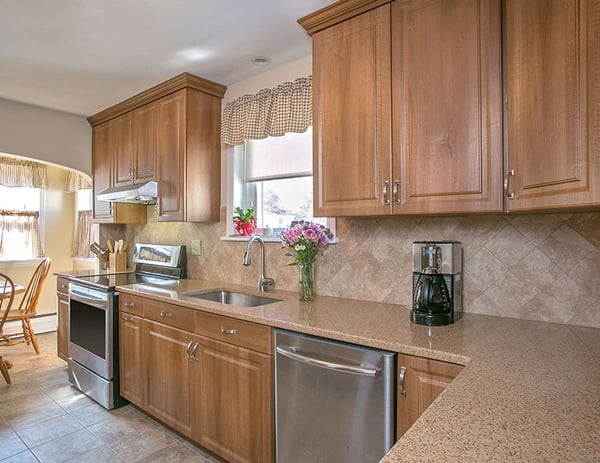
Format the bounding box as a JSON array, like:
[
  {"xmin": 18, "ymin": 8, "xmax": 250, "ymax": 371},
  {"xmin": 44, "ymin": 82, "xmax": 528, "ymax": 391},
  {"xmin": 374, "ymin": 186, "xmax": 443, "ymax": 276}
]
[
  {"xmin": 92, "ymin": 121, "xmax": 114, "ymax": 220},
  {"xmin": 133, "ymin": 103, "xmax": 158, "ymax": 182},
  {"xmin": 309, "ymin": 4, "xmax": 392, "ymax": 216},
  {"xmin": 113, "ymin": 105, "xmax": 156, "ymax": 186},
  {"xmin": 156, "ymin": 91, "xmax": 186, "ymax": 221},
  {"xmin": 301, "ymin": 0, "xmax": 502, "ymax": 216},
  {"xmin": 88, "ymin": 72, "xmax": 226, "ymax": 223},
  {"xmin": 505, "ymin": 0, "xmax": 600, "ymax": 211},
  {"xmin": 391, "ymin": 0, "xmax": 503, "ymax": 213},
  {"xmin": 155, "ymin": 87, "xmax": 223, "ymax": 222}
]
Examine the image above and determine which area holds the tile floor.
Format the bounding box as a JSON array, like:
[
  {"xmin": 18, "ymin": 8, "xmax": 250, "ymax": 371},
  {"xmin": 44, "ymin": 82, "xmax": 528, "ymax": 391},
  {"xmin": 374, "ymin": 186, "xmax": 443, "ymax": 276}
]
[{"xmin": 0, "ymin": 332, "xmax": 221, "ymax": 463}]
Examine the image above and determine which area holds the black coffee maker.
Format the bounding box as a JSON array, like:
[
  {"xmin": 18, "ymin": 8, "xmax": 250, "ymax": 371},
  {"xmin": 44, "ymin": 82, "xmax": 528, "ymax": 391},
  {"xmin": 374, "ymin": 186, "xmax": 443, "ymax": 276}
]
[{"xmin": 412, "ymin": 241, "xmax": 462, "ymax": 326}]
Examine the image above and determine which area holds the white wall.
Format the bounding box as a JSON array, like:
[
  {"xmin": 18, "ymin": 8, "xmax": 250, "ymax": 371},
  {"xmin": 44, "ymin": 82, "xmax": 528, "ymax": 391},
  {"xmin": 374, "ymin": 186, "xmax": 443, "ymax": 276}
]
[{"xmin": 0, "ymin": 98, "xmax": 92, "ymax": 174}]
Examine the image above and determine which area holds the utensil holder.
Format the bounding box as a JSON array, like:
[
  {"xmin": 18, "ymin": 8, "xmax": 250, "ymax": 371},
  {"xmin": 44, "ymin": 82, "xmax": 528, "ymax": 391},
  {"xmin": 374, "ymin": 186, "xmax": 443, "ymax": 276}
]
[{"xmin": 109, "ymin": 253, "xmax": 127, "ymax": 272}]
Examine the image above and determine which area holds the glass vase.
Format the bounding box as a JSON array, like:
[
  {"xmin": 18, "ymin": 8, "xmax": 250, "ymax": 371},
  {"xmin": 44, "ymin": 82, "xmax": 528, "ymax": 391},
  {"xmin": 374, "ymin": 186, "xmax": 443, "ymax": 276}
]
[{"xmin": 298, "ymin": 261, "xmax": 314, "ymax": 301}]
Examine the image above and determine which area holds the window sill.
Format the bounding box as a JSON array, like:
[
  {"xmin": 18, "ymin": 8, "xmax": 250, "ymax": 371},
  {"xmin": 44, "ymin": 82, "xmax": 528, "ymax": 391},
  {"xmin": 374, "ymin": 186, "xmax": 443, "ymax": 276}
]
[
  {"xmin": 221, "ymin": 235, "xmax": 282, "ymax": 243},
  {"xmin": 0, "ymin": 258, "xmax": 44, "ymax": 268}
]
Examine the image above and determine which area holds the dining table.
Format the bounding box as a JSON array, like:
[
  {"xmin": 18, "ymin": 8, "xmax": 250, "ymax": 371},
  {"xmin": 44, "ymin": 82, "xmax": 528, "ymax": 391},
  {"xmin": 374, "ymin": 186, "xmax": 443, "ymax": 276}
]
[{"xmin": 0, "ymin": 283, "xmax": 26, "ymax": 384}]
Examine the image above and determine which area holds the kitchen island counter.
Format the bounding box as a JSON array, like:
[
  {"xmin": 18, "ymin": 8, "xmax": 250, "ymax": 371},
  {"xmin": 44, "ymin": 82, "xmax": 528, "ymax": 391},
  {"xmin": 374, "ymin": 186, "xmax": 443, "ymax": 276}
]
[{"xmin": 117, "ymin": 279, "xmax": 600, "ymax": 463}]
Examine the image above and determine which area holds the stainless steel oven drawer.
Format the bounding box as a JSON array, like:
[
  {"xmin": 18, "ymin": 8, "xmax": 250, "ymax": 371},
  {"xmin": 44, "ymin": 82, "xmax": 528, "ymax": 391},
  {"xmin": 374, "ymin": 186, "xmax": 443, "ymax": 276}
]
[{"xmin": 68, "ymin": 358, "xmax": 115, "ymax": 409}]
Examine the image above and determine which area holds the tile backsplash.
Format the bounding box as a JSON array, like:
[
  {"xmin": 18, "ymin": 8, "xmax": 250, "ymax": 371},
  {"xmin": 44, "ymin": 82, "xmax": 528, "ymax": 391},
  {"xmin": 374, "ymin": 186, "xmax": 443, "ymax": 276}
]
[{"xmin": 104, "ymin": 209, "xmax": 600, "ymax": 328}]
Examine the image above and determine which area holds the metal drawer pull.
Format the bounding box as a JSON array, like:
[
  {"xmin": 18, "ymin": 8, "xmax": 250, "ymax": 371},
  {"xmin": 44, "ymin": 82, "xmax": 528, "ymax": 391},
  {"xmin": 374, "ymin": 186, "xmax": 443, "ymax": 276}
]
[
  {"xmin": 393, "ymin": 180, "xmax": 400, "ymax": 205},
  {"xmin": 191, "ymin": 342, "xmax": 199, "ymax": 361},
  {"xmin": 398, "ymin": 366, "xmax": 407, "ymax": 397},
  {"xmin": 123, "ymin": 301, "xmax": 135, "ymax": 308},
  {"xmin": 220, "ymin": 326, "xmax": 237, "ymax": 335},
  {"xmin": 383, "ymin": 180, "xmax": 390, "ymax": 205},
  {"xmin": 160, "ymin": 311, "xmax": 172, "ymax": 318},
  {"xmin": 276, "ymin": 346, "xmax": 381, "ymax": 377},
  {"xmin": 504, "ymin": 168, "xmax": 515, "ymax": 199},
  {"xmin": 122, "ymin": 315, "xmax": 133, "ymax": 321},
  {"xmin": 185, "ymin": 340, "xmax": 194, "ymax": 360}
]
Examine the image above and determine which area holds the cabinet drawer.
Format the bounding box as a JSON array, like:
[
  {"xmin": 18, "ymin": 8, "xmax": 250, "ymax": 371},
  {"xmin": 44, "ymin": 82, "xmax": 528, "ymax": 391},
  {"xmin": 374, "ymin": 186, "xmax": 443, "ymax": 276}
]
[
  {"xmin": 144, "ymin": 299, "xmax": 195, "ymax": 331},
  {"xmin": 119, "ymin": 293, "xmax": 144, "ymax": 316},
  {"xmin": 195, "ymin": 311, "xmax": 272, "ymax": 354},
  {"xmin": 57, "ymin": 277, "xmax": 70, "ymax": 295}
]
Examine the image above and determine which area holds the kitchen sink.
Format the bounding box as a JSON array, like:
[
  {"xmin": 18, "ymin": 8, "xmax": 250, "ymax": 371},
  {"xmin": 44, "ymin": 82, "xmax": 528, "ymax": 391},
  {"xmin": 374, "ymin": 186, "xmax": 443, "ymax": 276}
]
[{"xmin": 186, "ymin": 290, "xmax": 281, "ymax": 307}]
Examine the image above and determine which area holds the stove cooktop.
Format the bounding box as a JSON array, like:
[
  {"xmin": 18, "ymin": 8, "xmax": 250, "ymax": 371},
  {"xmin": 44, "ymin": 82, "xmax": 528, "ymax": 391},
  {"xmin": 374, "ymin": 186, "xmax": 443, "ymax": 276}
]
[{"xmin": 69, "ymin": 272, "xmax": 178, "ymax": 291}]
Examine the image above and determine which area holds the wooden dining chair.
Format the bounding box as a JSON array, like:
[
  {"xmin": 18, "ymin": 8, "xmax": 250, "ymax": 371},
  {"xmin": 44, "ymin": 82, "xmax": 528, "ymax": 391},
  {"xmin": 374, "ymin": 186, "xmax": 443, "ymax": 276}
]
[
  {"xmin": 0, "ymin": 258, "xmax": 51, "ymax": 355},
  {"xmin": 0, "ymin": 272, "xmax": 17, "ymax": 384}
]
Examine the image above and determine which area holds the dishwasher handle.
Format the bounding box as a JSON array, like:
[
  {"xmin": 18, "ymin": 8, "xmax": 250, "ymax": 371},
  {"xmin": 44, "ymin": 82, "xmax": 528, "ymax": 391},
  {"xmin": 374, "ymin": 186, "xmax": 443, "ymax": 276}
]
[{"xmin": 276, "ymin": 346, "xmax": 382, "ymax": 377}]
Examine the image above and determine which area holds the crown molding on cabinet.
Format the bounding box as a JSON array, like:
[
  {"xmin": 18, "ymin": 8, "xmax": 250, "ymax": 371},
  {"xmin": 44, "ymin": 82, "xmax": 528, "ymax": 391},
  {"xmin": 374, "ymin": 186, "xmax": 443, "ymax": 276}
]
[
  {"xmin": 88, "ymin": 72, "xmax": 227, "ymax": 126},
  {"xmin": 298, "ymin": 0, "xmax": 391, "ymax": 35}
]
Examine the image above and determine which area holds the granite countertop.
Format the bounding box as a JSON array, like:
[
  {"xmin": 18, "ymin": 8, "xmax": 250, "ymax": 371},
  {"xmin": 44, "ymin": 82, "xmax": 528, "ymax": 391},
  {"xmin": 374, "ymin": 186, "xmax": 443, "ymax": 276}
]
[{"xmin": 109, "ymin": 278, "xmax": 599, "ymax": 462}]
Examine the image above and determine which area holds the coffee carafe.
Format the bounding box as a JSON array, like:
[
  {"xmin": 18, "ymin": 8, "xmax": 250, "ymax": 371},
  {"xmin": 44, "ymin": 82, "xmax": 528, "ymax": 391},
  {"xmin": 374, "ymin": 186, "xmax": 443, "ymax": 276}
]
[{"xmin": 412, "ymin": 241, "xmax": 462, "ymax": 326}]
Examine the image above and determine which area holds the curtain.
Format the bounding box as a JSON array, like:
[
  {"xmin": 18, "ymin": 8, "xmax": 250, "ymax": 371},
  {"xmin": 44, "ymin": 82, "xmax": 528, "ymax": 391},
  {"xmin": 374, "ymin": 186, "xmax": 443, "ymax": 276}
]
[
  {"xmin": 0, "ymin": 210, "xmax": 45, "ymax": 259},
  {"xmin": 0, "ymin": 156, "xmax": 48, "ymax": 189},
  {"xmin": 221, "ymin": 76, "xmax": 312, "ymax": 146},
  {"xmin": 65, "ymin": 171, "xmax": 92, "ymax": 192},
  {"xmin": 74, "ymin": 210, "xmax": 92, "ymax": 258}
]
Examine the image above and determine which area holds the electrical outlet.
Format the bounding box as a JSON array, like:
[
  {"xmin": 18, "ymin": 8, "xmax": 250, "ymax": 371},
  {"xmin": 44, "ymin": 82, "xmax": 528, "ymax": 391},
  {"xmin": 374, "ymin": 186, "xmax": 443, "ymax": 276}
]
[{"xmin": 191, "ymin": 240, "xmax": 202, "ymax": 256}]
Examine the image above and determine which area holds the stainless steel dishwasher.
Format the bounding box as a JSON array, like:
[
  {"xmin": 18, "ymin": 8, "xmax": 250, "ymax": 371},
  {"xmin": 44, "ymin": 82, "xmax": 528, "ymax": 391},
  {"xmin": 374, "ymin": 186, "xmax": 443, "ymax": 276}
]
[{"xmin": 274, "ymin": 329, "xmax": 396, "ymax": 463}]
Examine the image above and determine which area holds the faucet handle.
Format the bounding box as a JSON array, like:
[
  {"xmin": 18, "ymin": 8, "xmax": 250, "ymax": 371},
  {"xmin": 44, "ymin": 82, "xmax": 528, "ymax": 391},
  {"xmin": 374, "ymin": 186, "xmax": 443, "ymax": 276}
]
[{"xmin": 260, "ymin": 277, "xmax": 275, "ymax": 292}]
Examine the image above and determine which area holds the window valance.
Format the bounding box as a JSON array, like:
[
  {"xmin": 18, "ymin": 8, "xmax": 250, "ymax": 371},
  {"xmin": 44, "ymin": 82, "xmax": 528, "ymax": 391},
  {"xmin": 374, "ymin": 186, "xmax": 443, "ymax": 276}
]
[
  {"xmin": 65, "ymin": 170, "xmax": 92, "ymax": 192},
  {"xmin": 0, "ymin": 156, "xmax": 48, "ymax": 189},
  {"xmin": 221, "ymin": 76, "xmax": 312, "ymax": 146}
]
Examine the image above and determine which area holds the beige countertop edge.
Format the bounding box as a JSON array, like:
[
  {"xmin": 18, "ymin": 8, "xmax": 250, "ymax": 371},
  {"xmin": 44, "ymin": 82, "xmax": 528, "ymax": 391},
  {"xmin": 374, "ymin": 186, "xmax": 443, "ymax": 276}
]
[{"xmin": 108, "ymin": 278, "xmax": 600, "ymax": 462}]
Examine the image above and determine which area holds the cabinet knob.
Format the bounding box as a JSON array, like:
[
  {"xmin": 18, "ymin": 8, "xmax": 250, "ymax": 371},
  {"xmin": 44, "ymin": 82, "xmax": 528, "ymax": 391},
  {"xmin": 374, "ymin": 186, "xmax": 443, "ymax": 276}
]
[
  {"xmin": 60, "ymin": 284, "xmax": 68, "ymax": 290},
  {"xmin": 160, "ymin": 311, "xmax": 172, "ymax": 318},
  {"xmin": 220, "ymin": 326, "xmax": 237, "ymax": 335}
]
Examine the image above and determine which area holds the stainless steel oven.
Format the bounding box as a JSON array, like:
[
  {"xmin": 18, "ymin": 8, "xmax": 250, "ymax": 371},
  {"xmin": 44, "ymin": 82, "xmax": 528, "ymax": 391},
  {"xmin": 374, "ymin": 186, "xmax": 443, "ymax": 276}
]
[
  {"xmin": 66, "ymin": 243, "xmax": 186, "ymax": 410},
  {"xmin": 68, "ymin": 283, "xmax": 123, "ymax": 409}
]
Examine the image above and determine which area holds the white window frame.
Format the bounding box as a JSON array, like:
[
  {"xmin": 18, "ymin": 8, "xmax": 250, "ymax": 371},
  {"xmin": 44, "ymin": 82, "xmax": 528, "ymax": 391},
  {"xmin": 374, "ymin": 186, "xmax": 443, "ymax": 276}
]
[
  {"xmin": 223, "ymin": 142, "xmax": 335, "ymax": 243},
  {"xmin": 0, "ymin": 186, "xmax": 45, "ymax": 263}
]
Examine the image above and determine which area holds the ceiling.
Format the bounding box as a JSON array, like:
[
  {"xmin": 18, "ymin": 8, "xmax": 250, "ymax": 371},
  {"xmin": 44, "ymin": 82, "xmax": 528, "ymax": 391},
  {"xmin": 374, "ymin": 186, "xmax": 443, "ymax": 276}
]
[{"xmin": 0, "ymin": 0, "xmax": 336, "ymax": 117}]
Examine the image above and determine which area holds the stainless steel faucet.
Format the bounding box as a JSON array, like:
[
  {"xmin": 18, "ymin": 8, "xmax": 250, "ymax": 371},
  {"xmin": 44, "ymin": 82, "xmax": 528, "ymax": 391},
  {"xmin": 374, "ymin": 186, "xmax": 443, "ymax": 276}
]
[{"xmin": 242, "ymin": 234, "xmax": 274, "ymax": 292}]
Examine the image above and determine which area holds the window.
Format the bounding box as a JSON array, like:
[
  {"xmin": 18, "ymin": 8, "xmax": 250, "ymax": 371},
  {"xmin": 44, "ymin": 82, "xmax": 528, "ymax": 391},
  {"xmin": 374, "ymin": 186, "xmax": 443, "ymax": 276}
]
[
  {"xmin": 0, "ymin": 186, "xmax": 44, "ymax": 259},
  {"xmin": 228, "ymin": 127, "xmax": 333, "ymax": 239},
  {"xmin": 74, "ymin": 189, "xmax": 93, "ymax": 258}
]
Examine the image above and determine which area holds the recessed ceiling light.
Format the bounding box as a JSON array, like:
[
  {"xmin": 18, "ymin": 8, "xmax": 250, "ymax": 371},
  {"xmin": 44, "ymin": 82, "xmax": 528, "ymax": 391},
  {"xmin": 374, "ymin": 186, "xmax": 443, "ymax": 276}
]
[{"xmin": 251, "ymin": 56, "xmax": 271, "ymax": 66}]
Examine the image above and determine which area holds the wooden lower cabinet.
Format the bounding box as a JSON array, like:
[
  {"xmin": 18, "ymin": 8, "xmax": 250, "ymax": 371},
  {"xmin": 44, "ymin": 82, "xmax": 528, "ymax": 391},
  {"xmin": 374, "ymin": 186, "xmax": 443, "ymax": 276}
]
[
  {"xmin": 396, "ymin": 353, "xmax": 463, "ymax": 439},
  {"xmin": 118, "ymin": 311, "xmax": 144, "ymax": 407},
  {"xmin": 56, "ymin": 286, "xmax": 69, "ymax": 361},
  {"xmin": 118, "ymin": 296, "xmax": 274, "ymax": 463},
  {"xmin": 194, "ymin": 336, "xmax": 273, "ymax": 463},
  {"xmin": 143, "ymin": 320, "xmax": 196, "ymax": 438}
]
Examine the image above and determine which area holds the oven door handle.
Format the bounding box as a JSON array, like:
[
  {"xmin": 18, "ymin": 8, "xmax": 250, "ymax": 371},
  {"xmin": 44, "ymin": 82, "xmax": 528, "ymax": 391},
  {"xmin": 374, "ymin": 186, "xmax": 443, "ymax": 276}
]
[{"xmin": 69, "ymin": 290, "xmax": 109, "ymax": 310}]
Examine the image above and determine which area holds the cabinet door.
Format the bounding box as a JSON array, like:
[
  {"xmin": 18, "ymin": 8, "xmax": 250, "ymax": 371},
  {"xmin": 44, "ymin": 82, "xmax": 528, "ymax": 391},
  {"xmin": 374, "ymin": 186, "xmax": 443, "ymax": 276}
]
[
  {"xmin": 92, "ymin": 121, "xmax": 114, "ymax": 221},
  {"xmin": 57, "ymin": 292, "xmax": 69, "ymax": 361},
  {"xmin": 391, "ymin": 0, "xmax": 503, "ymax": 214},
  {"xmin": 505, "ymin": 0, "xmax": 600, "ymax": 211},
  {"xmin": 396, "ymin": 353, "xmax": 463, "ymax": 438},
  {"xmin": 143, "ymin": 320, "xmax": 195, "ymax": 437},
  {"xmin": 194, "ymin": 336, "xmax": 273, "ymax": 463},
  {"xmin": 311, "ymin": 4, "xmax": 392, "ymax": 216},
  {"xmin": 133, "ymin": 103, "xmax": 157, "ymax": 182},
  {"xmin": 156, "ymin": 91, "xmax": 186, "ymax": 221},
  {"xmin": 118, "ymin": 312, "xmax": 144, "ymax": 407},
  {"xmin": 113, "ymin": 112, "xmax": 135, "ymax": 186}
]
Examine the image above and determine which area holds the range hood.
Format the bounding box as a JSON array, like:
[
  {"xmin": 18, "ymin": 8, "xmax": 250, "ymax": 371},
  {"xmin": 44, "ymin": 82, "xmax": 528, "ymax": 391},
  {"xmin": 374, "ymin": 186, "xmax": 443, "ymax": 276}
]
[{"xmin": 96, "ymin": 181, "xmax": 158, "ymax": 205}]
